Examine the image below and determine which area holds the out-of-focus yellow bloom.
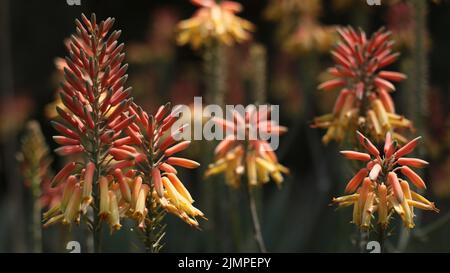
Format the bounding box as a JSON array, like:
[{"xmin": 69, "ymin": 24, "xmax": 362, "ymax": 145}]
[
  {"xmin": 312, "ymin": 27, "xmax": 413, "ymax": 144},
  {"xmin": 265, "ymin": 0, "xmax": 322, "ymax": 21},
  {"xmin": 284, "ymin": 17, "xmax": 336, "ymax": 55},
  {"xmin": 18, "ymin": 121, "xmax": 64, "ymax": 209},
  {"xmin": 205, "ymin": 106, "xmax": 289, "ymax": 188},
  {"xmin": 177, "ymin": 0, "xmax": 254, "ymax": 49},
  {"xmin": 332, "ymin": 131, "xmax": 438, "ymax": 230},
  {"xmin": 264, "ymin": 0, "xmax": 336, "ymax": 55}
]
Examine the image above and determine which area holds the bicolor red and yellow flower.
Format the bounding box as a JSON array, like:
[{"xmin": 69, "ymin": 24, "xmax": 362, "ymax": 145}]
[
  {"xmin": 205, "ymin": 106, "xmax": 289, "ymax": 188},
  {"xmin": 332, "ymin": 131, "xmax": 438, "ymax": 230},
  {"xmin": 43, "ymin": 14, "xmax": 141, "ymax": 232},
  {"xmin": 177, "ymin": 0, "xmax": 254, "ymax": 49},
  {"xmin": 313, "ymin": 27, "xmax": 413, "ymax": 144},
  {"xmin": 108, "ymin": 103, "xmax": 205, "ymax": 228}
]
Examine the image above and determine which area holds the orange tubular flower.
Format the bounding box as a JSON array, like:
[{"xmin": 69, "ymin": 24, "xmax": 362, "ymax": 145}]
[
  {"xmin": 177, "ymin": 0, "xmax": 254, "ymax": 49},
  {"xmin": 312, "ymin": 27, "xmax": 413, "ymax": 144},
  {"xmin": 332, "ymin": 131, "xmax": 438, "ymax": 230},
  {"xmin": 43, "ymin": 14, "xmax": 138, "ymax": 233},
  {"xmin": 205, "ymin": 106, "xmax": 289, "ymax": 188},
  {"xmin": 112, "ymin": 103, "xmax": 205, "ymax": 228}
]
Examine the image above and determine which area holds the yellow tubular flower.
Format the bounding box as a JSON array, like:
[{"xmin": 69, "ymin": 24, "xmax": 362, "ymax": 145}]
[
  {"xmin": 63, "ymin": 184, "xmax": 82, "ymax": 225},
  {"xmin": 377, "ymin": 183, "xmax": 389, "ymax": 228},
  {"xmin": 177, "ymin": 0, "xmax": 254, "ymax": 49},
  {"xmin": 160, "ymin": 176, "xmax": 205, "ymax": 228},
  {"xmin": 167, "ymin": 173, "xmax": 194, "ymax": 203},
  {"xmin": 133, "ymin": 184, "xmax": 149, "ymax": 222}
]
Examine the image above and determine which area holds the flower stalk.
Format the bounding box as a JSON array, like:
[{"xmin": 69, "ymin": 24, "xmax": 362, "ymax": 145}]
[
  {"xmin": 177, "ymin": 0, "xmax": 255, "ymax": 251},
  {"xmin": 249, "ymin": 44, "xmax": 267, "ymax": 105},
  {"xmin": 111, "ymin": 103, "xmax": 205, "ymax": 250},
  {"xmin": 43, "ymin": 13, "xmax": 136, "ymax": 252},
  {"xmin": 248, "ymin": 184, "xmax": 267, "ymax": 253},
  {"xmin": 205, "ymin": 107, "xmax": 289, "ymax": 252},
  {"xmin": 17, "ymin": 121, "xmax": 53, "ymax": 253}
]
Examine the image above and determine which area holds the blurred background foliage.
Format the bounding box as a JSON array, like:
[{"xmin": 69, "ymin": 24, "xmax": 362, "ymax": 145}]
[{"xmin": 0, "ymin": 0, "xmax": 450, "ymax": 252}]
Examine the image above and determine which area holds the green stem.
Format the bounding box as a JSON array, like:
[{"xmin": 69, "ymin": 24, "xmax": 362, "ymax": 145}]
[
  {"xmin": 143, "ymin": 182, "xmax": 166, "ymax": 253},
  {"xmin": 359, "ymin": 229, "xmax": 369, "ymax": 253},
  {"xmin": 378, "ymin": 224, "xmax": 385, "ymax": 253},
  {"xmin": 249, "ymin": 44, "xmax": 267, "ymax": 105},
  {"xmin": 202, "ymin": 40, "xmax": 228, "ymax": 251},
  {"xmin": 204, "ymin": 41, "xmax": 226, "ymax": 106},
  {"xmin": 248, "ymin": 186, "xmax": 267, "ymax": 253},
  {"xmin": 31, "ymin": 180, "xmax": 42, "ymax": 253},
  {"xmin": 92, "ymin": 172, "xmax": 102, "ymax": 253},
  {"xmin": 85, "ymin": 217, "xmax": 94, "ymax": 253},
  {"xmin": 412, "ymin": 0, "xmax": 428, "ymax": 140},
  {"xmin": 397, "ymin": 0, "xmax": 428, "ymax": 253},
  {"xmin": 91, "ymin": 126, "xmax": 102, "ymax": 252},
  {"xmin": 92, "ymin": 104, "xmax": 103, "ymax": 253},
  {"xmin": 91, "ymin": 35, "xmax": 103, "ymax": 253}
]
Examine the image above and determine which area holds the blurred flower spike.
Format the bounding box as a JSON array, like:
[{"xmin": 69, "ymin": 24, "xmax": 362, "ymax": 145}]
[
  {"xmin": 264, "ymin": 0, "xmax": 337, "ymax": 55},
  {"xmin": 177, "ymin": 0, "xmax": 254, "ymax": 49},
  {"xmin": 205, "ymin": 106, "xmax": 289, "ymax": 188},
  {"xmin": 18, "ymin": 121, "xmax": 62, "ymax": 209},
  {"xmin": 113, "ymin": 103, "xmax": 205, "ymax": 228},
  {"xmin": 313, "ymin": 27, "xmax": 413, "ymax": 144},
  {"xmin": 332, "ymin": 131, "xmax": 438, "ymax": 230}
]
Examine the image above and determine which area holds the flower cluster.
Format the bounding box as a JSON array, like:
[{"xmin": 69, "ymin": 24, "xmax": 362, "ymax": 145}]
[
  {"xmin": 332, "ymin": 131, "xmax": 438, "ymax": 230},
  {"xmin": 109, "ymin": 103, "xmax": 205, "ymax": 228},
  {"xmin": 43, "ymin": 14, "xmax": 204, "ymax": 233},
  {"xmin": 42, "ymin": 14, "xmax": 140, "ymax": 231},
  {"xmin": 177, "ymin": 0, "xmax": 254, "ymax": 49},
  {"xmin": 205, "ymin": 106, "xmax": 289, "ymax": 188},
  {"xmin": 313, "ymin": 27, "xmax": 413, "ymax": 144}
]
